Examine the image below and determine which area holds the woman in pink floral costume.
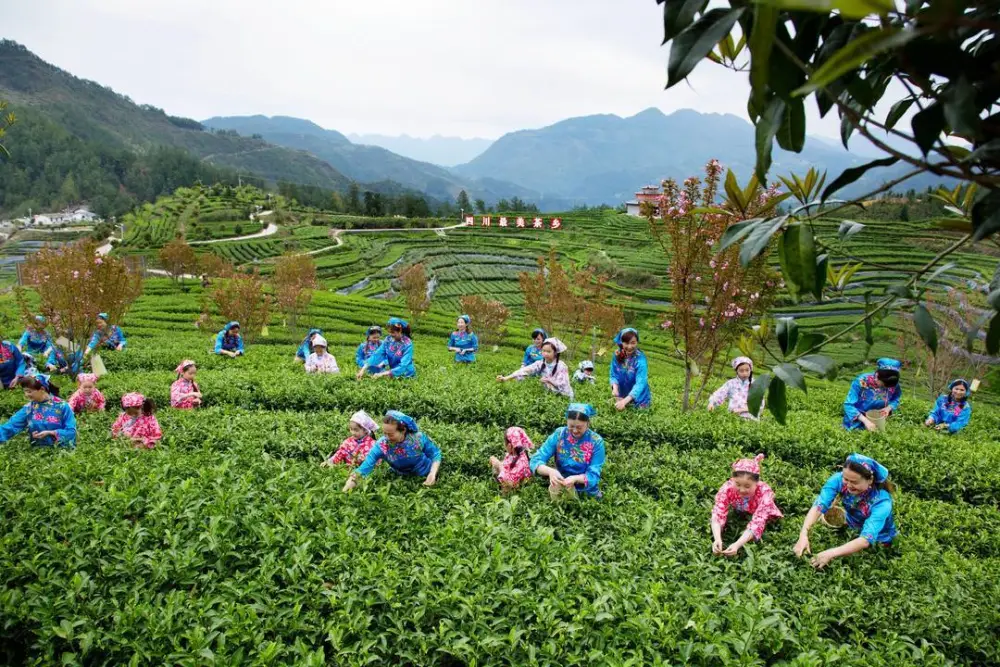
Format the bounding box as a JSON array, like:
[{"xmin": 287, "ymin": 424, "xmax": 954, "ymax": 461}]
[
  {"xmin": 111, "ymin": 392, "xmax": 162, "ymax": 448},
  {"xmin": 170, "ymin": 360, "xmax": 202, "ymax": 409},
  {"xmin": 490, "ymin": 426, "xmax": 534, "ymax": 490},
  {"xmin": 68, "ymin": 373, "xmax": 106, "ymax": 414},
  {"xmin": 710, "ymin": 453, "xmax": 783, "ymax": 556}
]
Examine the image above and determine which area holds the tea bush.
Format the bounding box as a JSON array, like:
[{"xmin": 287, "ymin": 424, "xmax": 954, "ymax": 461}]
[{"xmin": 1, "ymin": 283, "xmax": 998, "ymax": 665}]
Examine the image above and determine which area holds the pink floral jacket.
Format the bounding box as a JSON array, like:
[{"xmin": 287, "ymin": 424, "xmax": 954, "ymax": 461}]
[
  {"xmin": 711, "ymin": 480, "xmax": 783, "ymax": 540},
  {"xmin": 111, "ymin": 412, "xmax": 163, "ymax": 448},
  {"xmin": 509, "ymin": 360, "xmax": 574, "ymax": 398},
  {"xmin": 68, "ymin": 388, "xmax": 106, "ymax": 414},
  {"xmin": 170, "ymin": 378, "xmax": 201, "ymax": 409}
]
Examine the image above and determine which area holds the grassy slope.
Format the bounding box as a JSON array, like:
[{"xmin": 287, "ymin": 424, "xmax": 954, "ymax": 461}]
[{"xmin": 0, "ymin": 282, "xmax": 999, "ymax": 664}]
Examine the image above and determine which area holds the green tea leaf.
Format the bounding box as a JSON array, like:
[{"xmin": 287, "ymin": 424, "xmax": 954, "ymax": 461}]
[
  {"xmin": 667, "ymin": 8, "xmax": 745, "ymax": 88},
  {"xmin": 777, "ymin": 224, "xmax": 817, "ymax": 300},
  {"xmin": 776, "ymin": 317, "xmax": 799, "ymax": 357},
  {"xmin": 793, "ymin": 28, "xmax": 918, "ymax": 97},
  {"xmin": 796, "ymin": 354, "xmax": 839, "ymax": 379},
  {"xmin": 755, "ymin": 97, "xmax": 785, "ymax": 182},
  {"xmin": 914, "ymin": 303, "xmax": 939, "ymax": 354},
  {"xmin": 822, "ymin": 157, "xmax": 899, "ymax": 202},
  {"xmin": 768, "ymin": 376, "xmax": 788, "ymax": 424},
  {"xmin": 774, "ymin": 362, "xmax": 807, "ymax": 393},
  {"xmin": 748, "ymin": 372, "xmax": 772, "ymax": 417}
]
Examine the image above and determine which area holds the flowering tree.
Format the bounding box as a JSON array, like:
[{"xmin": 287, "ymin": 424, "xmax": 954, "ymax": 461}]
[
  {"xmin": 459, "ymin": 295, "xmax": 510, "ymax": 346},
  {"xmin": 399, "ymin": 263, "xmax": 431, "ymax": 325},
  {"xmin": 646, "ymin": 160, "xmax": 784, "ymax": 410},
  {"xmin": 19, "ymin": 240, "xmax": 143, "ymax": 363},
  {"xmin": 272, "ymin": 253, "xmax": 318, "ymax": 330},
  {"xmin": 211, "ymin": 267, "xmax": 271, "ymax": 343}
]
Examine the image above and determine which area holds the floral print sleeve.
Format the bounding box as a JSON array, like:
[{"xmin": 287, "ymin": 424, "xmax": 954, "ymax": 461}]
[
  {"xmin": 72, "ymin": 389, "xmax": 107, "ymax": 413},
  {"xmin": 110, "ymin": 412, "xmax": 131, "ymax": 438},
  {"xmin": 711, "ymin": 480, "xmax": 737, "ymax": 528},
  {"xmin": 746, "ymin": 482, "xmax": 783, "ymax": 540},
  {"xmin": 708, "ymin": 381, "xmax": 734, "ymax": 410},
  {"xmin": 130, "ymin": 415, "xmax": 162, "ymax": 448},
  {"xmin": 498, "ymin": 451, "xmax": 532, "ymax": 487}
]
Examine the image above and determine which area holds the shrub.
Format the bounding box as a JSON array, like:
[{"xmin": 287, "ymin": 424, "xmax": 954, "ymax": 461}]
[
  {"xmin": 272, "ymin": 253, "xmax": 317, "ymax": 329},
  {"xmin": 459, "ymin": 295, "xmax": 509, "ymax": 346},
  {"xmin": 211, "ymin": 267, "xmax": 270, "ymax": 342}
]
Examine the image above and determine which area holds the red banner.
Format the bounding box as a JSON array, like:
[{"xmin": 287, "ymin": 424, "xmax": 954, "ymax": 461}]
[{"xmin": 463, "ymin": 215, "xmax": 563, "ymax": 229}]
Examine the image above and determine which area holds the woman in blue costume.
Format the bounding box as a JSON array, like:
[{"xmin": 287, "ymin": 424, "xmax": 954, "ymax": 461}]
[
  {"xmin": 842, "ymin": 358, "xmax": 901, "ymax": 431},
  {"xmin": 295, "ymin": 328, "xmax": 324, "ymax": 363},
  {"xmin": 794, "ymin": 454, "xmax": 897, "ymax": 569},
  {"xmin": 609, "ymin": 328, "xmax": 650, "ymax": 410},
  {"xmin": 84, "ymin": 313, "xmax": 127, "ymax": 360},
  {"xmin": 924, "ymin": 378, "xmax": 972, "ymax": 434},
  {"xmin": 18, "ymin": 315, "xmax": 54, "ymax": 357},
  {"xmin": 343, "ymin": 410, "xmax": 441, "ymax": 491},
  {"xmin": 215, "ymin": 321, "xmax": 245, "ymax": 357},
  {"xmin": 0, "ymin": 339, "xmax": 26, "ymax": 389},
  {"xmin": 355, "ymin": 326, "xmax": 386, "ymax": 371},
  {"xmin": 0, "ymin": 375, "xmax": 76, "ymax": 449},
  {"xmin": 357, "ymin": 317, "xmax": 415, "ymax": 379},
  {"xmin": 530, "ymin": 403, "xmax": 607, "ymax": 500},
  {"xmin": 447, "ymin": 315, "xmax": 479, "ymax": 363},
  {"xmin": 522, "ymin": 328, "xmax": 546, "ymax": 367}
]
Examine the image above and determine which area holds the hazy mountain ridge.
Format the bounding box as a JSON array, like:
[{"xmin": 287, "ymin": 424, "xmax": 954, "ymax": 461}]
[{"xmin": 347, "ymin": 133, "xmax": 494, "ymax": 167}]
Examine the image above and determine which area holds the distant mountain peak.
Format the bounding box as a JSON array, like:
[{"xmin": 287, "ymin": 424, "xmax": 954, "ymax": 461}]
[{"xmin": 630, "ymin": 107, "xmax": 666, "ymax": 120}]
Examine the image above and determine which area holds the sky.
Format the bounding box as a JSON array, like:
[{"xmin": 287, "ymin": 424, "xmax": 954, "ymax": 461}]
[{"xmin": 6, "ymin": 0, "xmax": 857, "ymax": 140}]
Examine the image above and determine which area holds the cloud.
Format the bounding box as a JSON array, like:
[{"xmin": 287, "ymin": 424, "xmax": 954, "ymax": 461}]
[{"xmin": 5, "ymin": 0, "xmax": 862, "ymax": 139}]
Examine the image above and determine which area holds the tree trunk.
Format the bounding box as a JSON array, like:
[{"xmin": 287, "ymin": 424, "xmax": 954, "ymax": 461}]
[{"xmin": 682, "ymin": 362, "xmax": 693, "ymax": 411}]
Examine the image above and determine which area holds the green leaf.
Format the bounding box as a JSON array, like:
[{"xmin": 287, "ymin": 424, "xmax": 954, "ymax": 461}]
[
  {"xmin": 987, "ymin": 313, "xmax": 1000, "ymax": 356},
  {"xmin": 988, "ymin": 288, "xmax": 1000, "ymax": 311},
  {"xmin": 796, "ymin": 354, "xmax": 839, "ymax": 379},
  {"xmin": 942, "ymin": 77, "xmax": 982, "ymax": 139},
  {"xmin": 913, "ymin": 303, "xmax": 938, "ymax": 354},
  {"xmin": 821, "ymin": 157, "xmax": 899, "ymax": 202},
  {"xmin": 755, "ymin": 97, "xmax": 785, "ymax": 182},
  {"xmin": 718, "ymin": 218, "xmax": 762, "ymax": 252},
  {"xmin": 795, "ymin": 332, "xmax": 826, "ymax": 354},
  {"xmin": 885, "ymin": 98, "xmax": 915, "ymax": 130},
  {"xmin": 888, "ymin": 284, "xmax": 915, "ymax": 299},
  {"xmin": 724, "ymin": 170, "xmax": 748, "ymax": 213},
  {"xmin": 911, "ymin": 103, "xmax": 945, "ymax": 156},
  {"xmin": 970, "ymin": 189, "xmax": 1000, "ymax": 242},
  {"xmin": 777, "ymin": 224, "xmax": 817, "ymax": 300},
  {"xmin": 776, "ymin": 317, "xmax": 799, "ymax": 356},
  {"xmin": 774, "ymin": 363, "xmax": 807, "ymax": 393},
  {"xmin": 923, "ymin": 261, "xmax": 957, "ymax": 286},
  {"xmin": 661, "ymin": 0, "xmax": 710, "ymax": 44},
  {"xmin": 814, "ymin": 253, "xmax": 828, "ymax": 301},
  {"xmin": 793, "ymin": 28, "xmax": 918, "ymax": 97},
  {"xmin": 770, "ymin": 0, "xmax": 893, "ymax": 19},
  {"xmin": 740, "ymin": 215, "xmax": 787, "ymax": 266},
  {"xmin": 963, "ymin": 139, "xmax": 1000, "ymax": 164},
  {"xmin": 768, "ymin": 376, "xmax": 788, "ymax": 425},
  {"xmin": 748, "ymin": 4, "xmax": 778, "ymax": 99},
  {"xmin": 776, "ymin": 97, "xmax": 806, "ymax": 153},
  {"xmin": 748, "ymin": 372, "xmax": 772, "ymax": 418},
  {"xmin": 837, "ymin": 220, "xmax": 866, "ymax": 241},
  {"xmin": 667, "ymin": 8, "xmax": 745, "ymax": 89}
]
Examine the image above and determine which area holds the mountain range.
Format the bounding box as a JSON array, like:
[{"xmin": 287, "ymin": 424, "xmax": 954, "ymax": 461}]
[{"xmin": 347, "ymin": 133, "xmax": 493, "ymax": 167}]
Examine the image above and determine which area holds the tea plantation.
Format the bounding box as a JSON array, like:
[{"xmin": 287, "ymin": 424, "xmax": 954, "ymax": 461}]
[{"xmin": 1, "ymin": 280, "xmax": 999, "ymax": 665}]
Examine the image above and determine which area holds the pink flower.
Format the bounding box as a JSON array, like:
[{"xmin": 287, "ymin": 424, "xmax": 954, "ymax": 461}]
[
  {"xmin": 663, "ymin": 320, "xmax": 673, "ymax": 328},
  {"xmin": 72, "ymin": 271, "xmax": 79, "ymax": 279},
  {"xmin": 94, "ymin": 258, "xmax": 103, "ymax": 265},
  {"xmin": 699, "ymin": 317, "xmax": 705, "ymax": 327},
  {"xmin": 696, "ymin": 276, "xmax": 702, "ymax": 282},
  {"xmin": 709, "ymin": 260, "xmax": 716, "ymax": 269}
]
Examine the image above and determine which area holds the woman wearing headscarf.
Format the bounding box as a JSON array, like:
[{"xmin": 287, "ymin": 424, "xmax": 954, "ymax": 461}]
[
  {"xmin": 84, "ymin": 313, "xmax": 126, "ymax": 360},
  {"xmin": 842, "ymin": 358, "xmax": 902, "ymax": 431},
  {"xmin": 304, "ymin": 335, "xmax": 340, "ymax": 374},
  {"xmin": 924, "ymin": 379, "xmax": 972, "ymax": 434},
  {"xmin": 18, "ymin": 315, "xmax": 54, "ymax": 358},
  {"xmin": 343, "ymin": 410, "xmax": 441, "ymax": 490},
  {"xmin": 708, "ymin": 357, "xmax": 760, "ymax": 419},
  {"xmin": 530, "ymin": 403, "xmax": 606, "ymax": 499},
  {"xmin": 357, "ymin": 318, "xmax": 415, "ymax": 379},
  {"xmin": 0, "ymin": 375, "xmax": 76, "ymax": 449},
  {"xmin": 498, "ymin": 337, "xmax": 573, "ymax": 398},
  {"xmin": 0, "ymin": 340, "xmax": 26, "ymax": 389},
  {"xmin": 522, "ymin": 328, "xmax": 547, "ymax": 367},
  {"xmin": 355, "ymin": 326, "xmax": 386, "ymax": 371},
  {"xmin": 447, "ymin": 314, "xmax": 479, "ymax": 363},
  {"xmin": 295, "ymin": 328, "xmax": 323, "ymax": 363},
  {"xmin": 610, "ymin": 327, "xmax": 650, "ymax": 410},
  {"xmin": 794, "ymin": 454, "xmax": 897, "ymax": 569},
  {"xmin": 214, "ymin": 322, "xmax": 245, "ymax": 357}
]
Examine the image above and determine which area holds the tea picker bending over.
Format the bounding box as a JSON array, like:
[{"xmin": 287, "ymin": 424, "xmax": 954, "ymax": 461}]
[
  {"xmin": 357, "ymin": 318, "xmax": 415, "ymax": 379},
  {"xmin": 924, "ymin": 379, "xmax": 972, "ymax": 434},
  {"xmin": 295, "ymin": 328, "xmax": 324, "ymax": 363},
  {"xmin": 18, "ymin": 315, "xmax": 54, "ymax": 357},
  {"xmin": 69, "ymin": 373, "xmax": 106, "ymax": 414},
  {"xmin": 497, "ymin": 337, "xmax": 573, "ymax": 398},
  {"xmin": 84, "ymin": 313, "xmax": 127, "ymax": 359},
  {"xmin": 111, "ymin": 392, "xmax": 162, "ymax": 449},
  {"xmin": 0, "ymin": 375, "xmax": 76, "ymax": 448},
  {"xmin": 843, "ymin": 358, "xmax": 901, "ymax": 431},
  {"xmin": 710, "ymin": 454, "xmax": 783, "ymax": 556},
  {"xmin": 609, "ymin": 327, "xmax": 650, "ymax": 410},
  {"xmin": 323, "ymin": 410, "xmax": 379, "ymax": 467},
  {"xmin": 0, "ymin": 340, "xmax": 26, "ymax": 389},
  {"xmin": 215, "ymin": 322, "xmax": 245, "ymax": 357},
  {"xmin": 304, "ymin": 335, "xmax": 340, "ymax": 374},
  {"xmin": 794, "ymin": 453, "xmax": 897, "ymax": 569},
  {"xmin": 573, "ymin": 360, "xmax": 596, "ymax": 384},
  {"xmin": 355, "ymin": 326, "xmax": 386, "ymax": 371},
  {"xmin": 343, "ymin": 411, "xmax": 441, "ymax": 491},
  {"xmin": 490, "ymin": 426, "xmax": 535, "ymax": 490},
  {"xmin": 530, "ymin": 403, "xmax": 606, "ymax": 499}
]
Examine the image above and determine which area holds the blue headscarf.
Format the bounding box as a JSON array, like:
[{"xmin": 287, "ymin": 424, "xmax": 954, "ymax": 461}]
[
  {"xmin": 614, "ymin": 327, "xmax": 639, "ymax": 346},
  {"xmin": 876, "ymin": 358, "xmax": 901, "ymax": 371},
  {"xmin": 846, "ymin": 453, "xmax": 889, "ymax": 484},
  {"xmin": 459, "ymin": 314, "xmax": 471, "ymax": 326},
  {"xmin": 367, "ymin": 325, "xmax": 382, "ymax": 336},
  {"xmin": 388, "ymin": 317, "xmax": 409, "ymax": 329},
  {"xmin": 97, "ymin": 313, "xmax": 109, "ymax": 322},
  {"xmin": 302, "ymin": 328, "xmax": 322, "ymax": 345},
  {"xmin": 949, "ymin": 378, "xmax": 970, "ymax": 392},
  {"xmin": 34, "ymin": 315, "xmax": 46, "ymax": 326},
  {"xmin": 566, "ymin": 403, "xmax": 596, "ymax": 420},
  {"xmin": 531, "ymin": 328, "xmax": 547, "ymax": 340},
  {"xmin": 31, "ymin": 372, "xmax": 51, "ymax": 391},
  {"xmin": 385, "ymin": 410, "xmax": 418, "ymax": 433},
  {"xmin": 225, "ymin": 321, "xmax": 241, "ymax": 333}
]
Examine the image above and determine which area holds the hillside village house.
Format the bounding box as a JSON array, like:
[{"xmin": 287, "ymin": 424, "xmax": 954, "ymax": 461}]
[
  {"xmin": 2, "ymin": 207, "xmax": 102, "ymax": 228},
  {"xmin": 625, "ymin": 185, "xmax": 662, "ymax": 217}
]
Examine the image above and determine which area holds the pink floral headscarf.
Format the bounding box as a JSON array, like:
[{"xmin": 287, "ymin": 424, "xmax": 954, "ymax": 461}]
[
  {"xmin": 505, "ymin": 426, "xmax": 534, "ymax": 453},
  {"xmin": 76, "ymin": 373, "xmax": 98, "ymax": 386},
  {"xmin": 175, "ymin": 360, "xmax": 196, "ymax": 375},
  {"xmin": 121, "ymin": 392, "xmax": 145, "ymax": 408},
  {"xmin": 732, "ymin": 453, "xmax": 765, "ymax": 476}
]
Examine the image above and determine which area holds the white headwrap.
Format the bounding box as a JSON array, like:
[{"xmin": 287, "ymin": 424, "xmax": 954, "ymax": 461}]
[{"xmin": 350, "ymin": 410, "xmax": 379, "ymax": 434}]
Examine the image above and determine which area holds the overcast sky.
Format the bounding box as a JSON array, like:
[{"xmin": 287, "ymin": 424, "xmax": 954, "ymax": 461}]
[{"xmin": 7, "ymin": 0, "xmax": 851, "ymax": 140}]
